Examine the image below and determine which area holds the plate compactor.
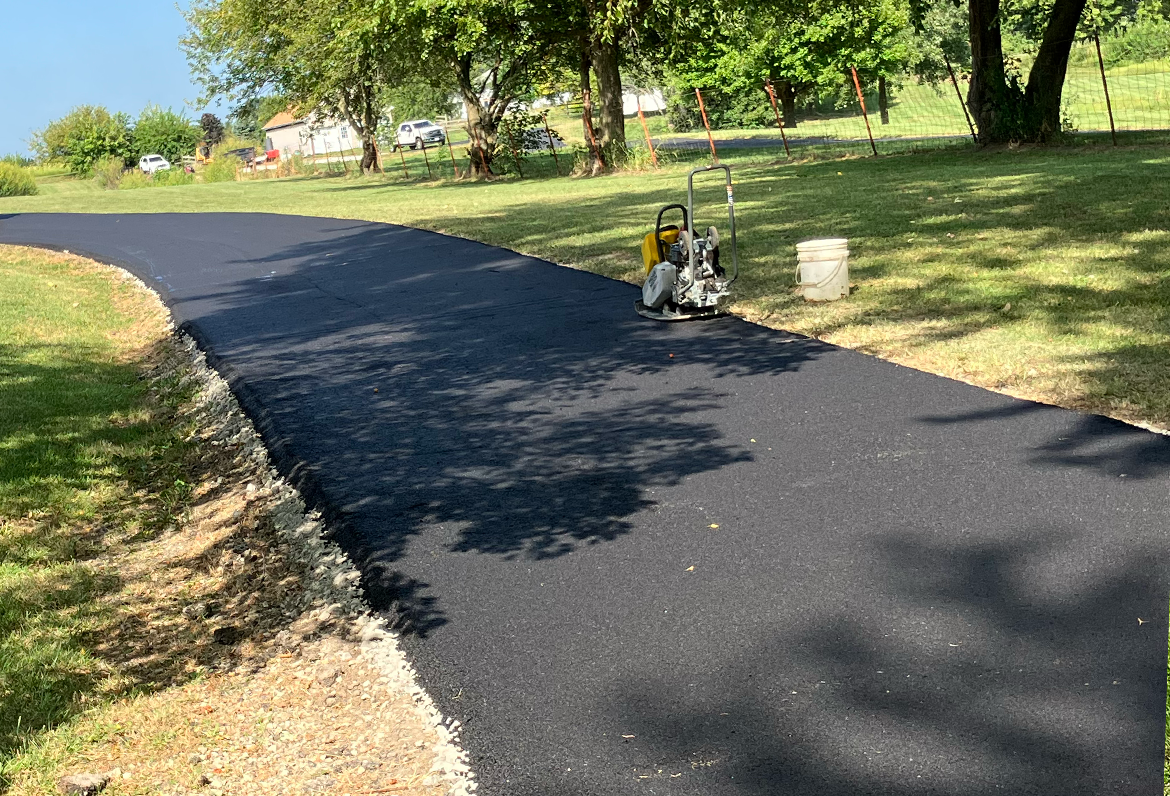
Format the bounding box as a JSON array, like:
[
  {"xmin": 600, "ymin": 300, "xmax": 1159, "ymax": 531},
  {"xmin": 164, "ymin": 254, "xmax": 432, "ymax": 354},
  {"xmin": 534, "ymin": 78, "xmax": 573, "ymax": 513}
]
[{"xmin": 636, "ymin": 164, "xmax": 739, "ymax": 321}]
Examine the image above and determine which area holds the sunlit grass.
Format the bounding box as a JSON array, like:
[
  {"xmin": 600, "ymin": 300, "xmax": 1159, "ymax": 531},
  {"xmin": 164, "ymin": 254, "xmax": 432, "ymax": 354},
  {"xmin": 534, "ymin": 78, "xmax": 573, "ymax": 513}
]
[{"xmin": 0, "ymin": 246, "xmax": 187, "ymax": 786}]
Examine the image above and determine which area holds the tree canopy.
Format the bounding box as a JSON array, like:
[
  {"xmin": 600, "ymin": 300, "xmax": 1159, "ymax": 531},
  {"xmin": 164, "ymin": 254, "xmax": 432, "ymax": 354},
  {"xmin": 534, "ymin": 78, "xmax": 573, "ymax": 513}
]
[{"xmin": 179, "ymin": 0, "xmax": 1169, "ymax": 172}]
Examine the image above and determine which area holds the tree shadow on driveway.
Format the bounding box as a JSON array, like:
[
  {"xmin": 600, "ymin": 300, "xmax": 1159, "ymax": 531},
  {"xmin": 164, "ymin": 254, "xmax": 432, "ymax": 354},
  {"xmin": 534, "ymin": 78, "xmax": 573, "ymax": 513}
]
[
  {"xmin": 170, "ymin": 219, "xmax": 830, "ymax": 635},
  {"xmin": 607, "ymin": 531, "xmax": 1167, "ymax": 796}
]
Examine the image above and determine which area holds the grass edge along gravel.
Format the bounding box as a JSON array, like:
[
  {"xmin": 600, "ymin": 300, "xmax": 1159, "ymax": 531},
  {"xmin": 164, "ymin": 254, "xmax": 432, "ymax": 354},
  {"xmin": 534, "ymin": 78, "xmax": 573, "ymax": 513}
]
[{"xmin": 0, "ymin": 246, "xmax": 474, "ymax": 795}]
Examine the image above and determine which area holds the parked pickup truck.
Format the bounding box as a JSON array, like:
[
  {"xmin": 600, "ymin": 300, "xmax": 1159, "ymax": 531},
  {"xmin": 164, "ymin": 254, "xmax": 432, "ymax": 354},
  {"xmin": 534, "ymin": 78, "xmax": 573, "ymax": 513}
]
[{"xmin": 393, "ymin": 120, "xmax": 446, "ymax": 150}]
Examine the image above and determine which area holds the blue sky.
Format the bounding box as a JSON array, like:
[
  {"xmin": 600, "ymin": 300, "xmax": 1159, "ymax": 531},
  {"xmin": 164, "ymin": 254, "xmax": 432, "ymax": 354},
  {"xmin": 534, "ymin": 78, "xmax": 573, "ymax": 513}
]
[{"xmin": 0, "ymin": 0, "xmax": 219, "ymax": 157}]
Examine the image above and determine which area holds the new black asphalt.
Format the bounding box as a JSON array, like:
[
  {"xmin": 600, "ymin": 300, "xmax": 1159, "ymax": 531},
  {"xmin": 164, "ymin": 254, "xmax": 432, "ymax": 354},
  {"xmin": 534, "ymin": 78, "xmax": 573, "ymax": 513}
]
[{"xmin": 2, "ymin": 212, "xmax": 1167, "ymax": 795}]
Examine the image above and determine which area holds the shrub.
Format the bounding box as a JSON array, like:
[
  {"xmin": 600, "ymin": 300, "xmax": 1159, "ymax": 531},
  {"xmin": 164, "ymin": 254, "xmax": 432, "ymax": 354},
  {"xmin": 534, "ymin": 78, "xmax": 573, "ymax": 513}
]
[
  {"xmin": 0, "ymin": 162, "xmax": 37, "ymax": 197},
  {"xmin": 201, "ymin": 156, "xmax": 239, "ymax": 183},
  {"xmin": 200, "ymin": 113, "xmax": 225, "ymax": 147},
  {"xmin": 154, "ymin": 167, "xmax": 194, "ymax": 187},
  {"xmin": 133, "ymin": 105, "xmax": 202, "ymax": 164},
  {"xmin": 117, "ymin": 170, "xmax": 153, "ymax": 190},
  {"xmin": 1, "ymin": 153, "xmax": 33, "ymax": 167},
  {"xmin": 92, "ymin": 156, "xmax": 125, "ymax": 190},
  {"xmin": 290, "ymin": 152, "xmax": 317, "ymax": 176},
  {"xmin": 33, "ymin": 106, "xmax": 134, "ymax": 176},
  {"xmin": 1103, "ymin": 16, "xmax": 1170, "ymax": 66}
]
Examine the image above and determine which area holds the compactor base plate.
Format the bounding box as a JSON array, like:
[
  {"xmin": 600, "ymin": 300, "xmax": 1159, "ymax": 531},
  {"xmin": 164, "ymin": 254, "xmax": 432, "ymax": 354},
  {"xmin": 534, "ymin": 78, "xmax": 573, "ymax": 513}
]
[{"xmin": 634, "ymin": 300, "xmax": 727, "ymax": 322}]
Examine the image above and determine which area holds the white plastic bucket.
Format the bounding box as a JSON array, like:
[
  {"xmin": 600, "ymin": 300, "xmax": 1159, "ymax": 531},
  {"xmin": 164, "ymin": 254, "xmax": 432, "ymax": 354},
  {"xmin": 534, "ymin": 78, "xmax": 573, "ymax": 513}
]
[{"xmin": 795, "ymin": 238, "xmax": 850, "ymax": 301}]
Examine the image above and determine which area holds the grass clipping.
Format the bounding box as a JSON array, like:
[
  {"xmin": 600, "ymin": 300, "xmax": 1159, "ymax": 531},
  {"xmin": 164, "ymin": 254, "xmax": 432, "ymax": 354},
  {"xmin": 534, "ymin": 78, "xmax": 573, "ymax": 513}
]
[{"xmin": 2, "ymin": 257, "xmax": 473, "ymax": 796}]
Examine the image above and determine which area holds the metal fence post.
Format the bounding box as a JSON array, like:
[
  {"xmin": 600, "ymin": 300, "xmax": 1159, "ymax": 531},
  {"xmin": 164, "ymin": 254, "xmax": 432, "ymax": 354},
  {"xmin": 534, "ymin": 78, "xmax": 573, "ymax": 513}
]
[
  {"xmin": 420, "ymin": 141, "xmax": 433, "ymax": 178},
  {"xmin": 505, "ymin": 127, "xmax": 524, "ymax": 178},
  {"xmin": 635, "ymin": 96, "xmax": 659, "ymax": 168},
  {"xmin": 396, "ymin": 143, "xmax": 409, "ymax": 178},
  {"xmin": 1094, "ymin": 33, "xmax": 1119, "ymax": 145},
  {"xmin": 445, "ymin": 130, "xmax": 461, "ymax": 179},
  {"xmin": 543, "ymin": 112, "xmax": 561, "ymax": 175},
  {"xmin": 694, "ymin": 88, "xmax": 719, "ymax": 162},
  {"xmin": 763, "ymin": 80, "xmax": 792, "ymax": 158},
  {"xmin": 944, "ymin": 55, "xmax": 979, "ymax": 144},
  {"xmin": 850, "ymin": 67, "xmax": 879, "ymax": 156}
]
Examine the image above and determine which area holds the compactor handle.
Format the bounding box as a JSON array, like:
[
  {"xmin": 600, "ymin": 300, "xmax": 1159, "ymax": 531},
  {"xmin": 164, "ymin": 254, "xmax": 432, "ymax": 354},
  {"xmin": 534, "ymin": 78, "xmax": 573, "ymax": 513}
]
[
  {"xmin": 655, "ymin": 204, "xmax": 688, "ymax": 263},
  {"xmin": 685, "ymin": 164, "xmax": 739, "ymax": 289}
]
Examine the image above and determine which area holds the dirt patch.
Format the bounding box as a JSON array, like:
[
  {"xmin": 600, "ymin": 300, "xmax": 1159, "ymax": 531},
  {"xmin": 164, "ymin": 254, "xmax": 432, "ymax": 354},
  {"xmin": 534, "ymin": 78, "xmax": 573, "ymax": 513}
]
[{"xmin": 16, "ymin": 634, "xmax": 452, "ymax": 796}]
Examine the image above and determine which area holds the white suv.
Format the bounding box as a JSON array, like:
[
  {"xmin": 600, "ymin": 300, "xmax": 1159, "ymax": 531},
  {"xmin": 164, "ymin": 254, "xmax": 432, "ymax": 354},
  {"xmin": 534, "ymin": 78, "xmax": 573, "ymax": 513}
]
[
  {"xmin": 139, "ymin": 154, "xmax": 170, "ymax": 174},
  {"xmin": 394, "ymin": 120, "xmax": 446, "ymax": 150}
]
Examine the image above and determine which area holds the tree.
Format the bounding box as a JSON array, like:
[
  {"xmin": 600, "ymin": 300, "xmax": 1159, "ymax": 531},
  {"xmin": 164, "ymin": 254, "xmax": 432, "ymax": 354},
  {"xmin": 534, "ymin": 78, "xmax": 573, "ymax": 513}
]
[
  {"xmin": 914, "ymin": 0, "xmax": 1092, "ymax": 141},
  {"xmin": 663, "ymin": 0, "xmax": 910, "ymax": 130},
  {"xmin": 31, "ymin": 106, "xmax": 134, "ymax": 174},
  {"xmin": 903, "ymin": 0, "xmax": 971, "ymax": 82},
  {"xmin": 380, "ymin": 77, "xmax": 458, "ymax": 126},
  {"xmin": 201, "ymin": 113, "xmax": 226, "ymax": 146},
  {"xmin": 134, "ymin": 105, "xmax": 202, "ymax": 163},
  {"xmin": 401, "ymin": 0, "xmax": 559, "ymax": 176},
  {"xmin": 185, "ymin": 0, "xmax": 396, "ymax": 172},
  {"xmin": 228, "ymin": 95, "xmax": 290, "ymax": 143}
]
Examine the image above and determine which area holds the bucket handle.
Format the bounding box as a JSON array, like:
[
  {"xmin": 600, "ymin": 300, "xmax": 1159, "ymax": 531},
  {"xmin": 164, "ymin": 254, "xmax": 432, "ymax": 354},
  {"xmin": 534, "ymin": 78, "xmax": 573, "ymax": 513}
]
[{"xmin": 795, "ymin": 253, "xmax": 847, "ymax": 289}]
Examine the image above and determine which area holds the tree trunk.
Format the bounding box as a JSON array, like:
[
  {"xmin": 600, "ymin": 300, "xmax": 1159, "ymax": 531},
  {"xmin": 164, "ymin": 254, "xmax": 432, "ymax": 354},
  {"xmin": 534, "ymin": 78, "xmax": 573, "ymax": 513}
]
[
  {"xmin": 455, "ymin": 56, "xmax": 495, "ymax": 176},
  {"xmin": 779, "ymin": 80, "xmax": 797, "ymax": 128},
  {"xmin": 1023, "ymin": 0, "xmax": 1088, "ymax": 140},
  {"xmin": 967, "ymin": 0, "xmax": 1010, "ymax": 142},
  {"xmin": 579, "ymin": 49, "xmax": 604, "ymax": 174},
  {"xmin": 878, "ymin": 76, "xmax": 890, "ymax": 124},
  {"xmin": 589, "ymin": 35, "xmax": 626, "ymax": 161},
  {"xmin": 360, "ymin": 136, "xmax": 378, "ymax": 172},
  {"xmin": 337, "ymin": 82, "xmax": 380, "ymax": 174}
]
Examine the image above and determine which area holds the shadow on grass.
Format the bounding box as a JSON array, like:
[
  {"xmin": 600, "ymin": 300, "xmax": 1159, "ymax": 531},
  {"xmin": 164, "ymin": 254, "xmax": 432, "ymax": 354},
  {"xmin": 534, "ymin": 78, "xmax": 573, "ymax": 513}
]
[{"xmin": 0, "ymin": 338, "xmax": 303, "ymax": 773}]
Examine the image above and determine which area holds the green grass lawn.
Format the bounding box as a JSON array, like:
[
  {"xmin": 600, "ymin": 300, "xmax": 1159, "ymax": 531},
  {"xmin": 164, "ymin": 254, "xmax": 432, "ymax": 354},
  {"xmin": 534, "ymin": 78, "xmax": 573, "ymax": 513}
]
[{"xmin": 0, "ymin": 246, "xmax": 193, "ymax": 787}]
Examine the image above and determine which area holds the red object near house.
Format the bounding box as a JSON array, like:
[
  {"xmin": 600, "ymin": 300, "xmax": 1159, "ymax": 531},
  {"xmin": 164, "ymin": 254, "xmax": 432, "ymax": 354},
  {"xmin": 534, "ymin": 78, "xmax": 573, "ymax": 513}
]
[{"xmin": 266, "ymin": 149, "xmax": 280, "ymax": 161}]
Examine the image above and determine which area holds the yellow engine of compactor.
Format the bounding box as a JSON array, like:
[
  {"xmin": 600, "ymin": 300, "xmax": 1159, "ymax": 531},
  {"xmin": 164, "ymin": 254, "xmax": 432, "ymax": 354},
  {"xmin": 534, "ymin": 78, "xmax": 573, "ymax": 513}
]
[{"xmin": 641, "ymin": 227, "xmax": 680, "ymax": 274}]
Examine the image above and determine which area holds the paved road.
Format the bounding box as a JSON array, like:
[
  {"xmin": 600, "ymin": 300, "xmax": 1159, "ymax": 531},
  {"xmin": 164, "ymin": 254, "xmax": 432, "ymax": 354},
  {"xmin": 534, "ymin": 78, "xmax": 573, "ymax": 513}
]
[{"xmin": 3, "ymin": 212, "xmax": 1168, "ymax": 795}]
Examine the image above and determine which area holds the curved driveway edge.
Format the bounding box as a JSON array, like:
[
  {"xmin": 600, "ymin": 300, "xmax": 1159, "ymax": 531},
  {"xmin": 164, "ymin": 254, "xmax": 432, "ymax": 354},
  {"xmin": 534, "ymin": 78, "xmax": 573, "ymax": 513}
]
[{"xmin": 3, "ymin": 212, "xmax": 1168, "ymax": 795}]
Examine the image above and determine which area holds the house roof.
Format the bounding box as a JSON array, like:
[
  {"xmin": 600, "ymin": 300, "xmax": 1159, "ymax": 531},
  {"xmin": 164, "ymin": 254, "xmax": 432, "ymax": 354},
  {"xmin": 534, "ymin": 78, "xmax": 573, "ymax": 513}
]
[{"xmin": 262, "ymin": 111, "xmax": 301, "ymax": 131}]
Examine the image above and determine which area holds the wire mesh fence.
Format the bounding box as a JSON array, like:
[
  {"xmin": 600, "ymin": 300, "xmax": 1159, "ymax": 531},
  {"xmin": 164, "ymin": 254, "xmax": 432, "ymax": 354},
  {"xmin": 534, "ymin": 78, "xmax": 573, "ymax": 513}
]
[
  {"xmin": 259, "ymin": 47, "xmax": 1170, "ymax": 187},
  {"xmin": 617, "ymin": 51, "xmax": 1170, "ymax": 170},
  {"xmin": 1063, "ymin": 43, "xmax": 1170, "ymax": 139}
]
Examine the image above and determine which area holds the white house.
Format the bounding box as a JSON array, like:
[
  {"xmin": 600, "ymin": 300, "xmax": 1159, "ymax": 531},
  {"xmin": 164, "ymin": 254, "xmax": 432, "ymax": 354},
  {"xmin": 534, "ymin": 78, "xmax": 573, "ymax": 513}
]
[
  {"xmin": 622, "ymin": 89, "xmax": 666, "ymax": 116},
  {"xmin": 262, "ymin": 111, "xmax": 361, "ymax": 157},
  {"xmin": 528, "ymin": 89, "xmax": 666, "ymax": 117}
]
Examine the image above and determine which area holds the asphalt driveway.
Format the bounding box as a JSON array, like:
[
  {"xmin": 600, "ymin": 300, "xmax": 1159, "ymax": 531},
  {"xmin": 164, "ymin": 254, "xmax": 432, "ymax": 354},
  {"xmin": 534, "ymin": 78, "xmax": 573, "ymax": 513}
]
[{"xmin": 2, "ymin": 212, "xmax": 1168, "ymax": 795}]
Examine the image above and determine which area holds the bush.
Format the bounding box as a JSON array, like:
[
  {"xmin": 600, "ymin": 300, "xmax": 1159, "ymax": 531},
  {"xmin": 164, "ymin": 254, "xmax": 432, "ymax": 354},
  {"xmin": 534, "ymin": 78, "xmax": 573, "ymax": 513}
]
[
  {"xmin": 154, "ymin": 167, "xmax": 194, "ymax": 187},
  {"xmin": 289, "ymin": 153, "xmax": 317, "ymax": 176},
  {"xmin": 92, "ymin": 156, "xmax": 125, "ymax": 190},
  {"xmin": 133, "ymin": 105, "xmax": 202, "ymax": 164},
  {"xmin": 1, "ymin": 154, "xmax": 33, "ymax": 167},
  {"xmin": 115, "ymin": 167, "xmax": 195, "ymax": 190},
  {"xmin": 33, "ymin": 106, "xmax": 134, "ymax": 176},
  {"xmin": 201, "ymin": 157, "xmax": 239, "ymax": 183},
  {"xmin": 1103, "ymin": 17, "xmax": 1170, "ymax": 66},
  {"xmin": 200, "ymin": 113, "xmax": 225, "ymax": 147},
  {"xmin": 0, "ymin": 162, "xmax": 37, "ymax": 197},
  {"xmin": 117, "ymin": 170, "xmax": 153, "ymax": 190}
]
